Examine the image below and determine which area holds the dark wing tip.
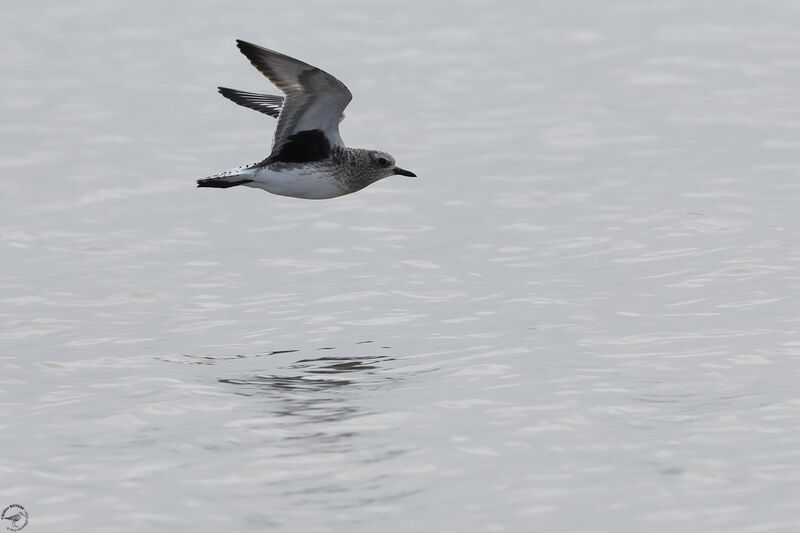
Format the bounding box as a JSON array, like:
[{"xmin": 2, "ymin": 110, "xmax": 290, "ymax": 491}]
[
  {"xmin": 217, "ymin": 86, "xmax": 242, "ymax": 100},
  {"xmin": 216, "ymin": 87, "xmax": 283, "ymax": 118},
  {"xmin": 235, "ymin": 39, "xmax": 262, "ymax": 57},
  {"xmin": 234, "ymin": 40, "xmax": 278, "ymax": 79}
]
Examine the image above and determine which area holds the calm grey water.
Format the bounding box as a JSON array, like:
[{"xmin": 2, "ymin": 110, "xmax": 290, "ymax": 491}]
[{"xmin": 3, "ymin": 1, "xmax": 800, "ymax": 531}]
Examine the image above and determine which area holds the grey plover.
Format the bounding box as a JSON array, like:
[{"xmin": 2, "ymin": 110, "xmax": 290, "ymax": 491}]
[{"xmin": 197, "ymin": 40, "xmax": 416, "ymax": 199}]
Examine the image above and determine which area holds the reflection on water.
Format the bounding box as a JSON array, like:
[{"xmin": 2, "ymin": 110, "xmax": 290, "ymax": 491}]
[
  {"xmin": 222, "ymin": 355, "xmax": 392, "ymax": 390},
  {"xmin": 219, "ymin": 352, "xmax": 392, "ymax": 394},
  {"xmin": 221, "ymin": 352, "xmax": 395, "ymax": 425},
  {"xmin": 158, "ymin": 349, "xmax": 299, "ymax": 365}
]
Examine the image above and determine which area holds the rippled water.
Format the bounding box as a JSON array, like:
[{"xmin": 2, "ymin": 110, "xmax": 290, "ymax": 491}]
[{"xmin": 3, "ymin": 0, "xmax": 800, "ymax": 531}]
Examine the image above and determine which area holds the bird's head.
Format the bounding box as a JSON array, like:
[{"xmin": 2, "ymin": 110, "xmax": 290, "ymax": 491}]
[{"xmin": 366, "ymin": 150, "xmax": 416, "ymax": 181}]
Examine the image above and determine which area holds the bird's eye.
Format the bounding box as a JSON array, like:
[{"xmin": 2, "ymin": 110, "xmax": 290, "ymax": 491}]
[{"xmin": 377, "ymin": 157, "xmax": 388, "ymax": 166}]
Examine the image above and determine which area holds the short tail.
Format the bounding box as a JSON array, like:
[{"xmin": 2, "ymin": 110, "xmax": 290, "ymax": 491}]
[
  {"xmin": 197, "ymin": 176, "xmax": 253, "ymax": 188},
  {"xmin": 197, "ymin": 165, "xmax": 257, "ymax": 188}
]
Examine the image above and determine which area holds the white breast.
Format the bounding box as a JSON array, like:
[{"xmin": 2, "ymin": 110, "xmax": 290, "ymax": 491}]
[{"xmin": 246, "ymin": 166, "xmax": 348, "ymax": 199}]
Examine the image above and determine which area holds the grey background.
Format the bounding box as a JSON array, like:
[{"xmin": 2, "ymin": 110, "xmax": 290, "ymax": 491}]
[{"xmin": 2, "ymin": 0, "xmax": 800, "ymax": 531}]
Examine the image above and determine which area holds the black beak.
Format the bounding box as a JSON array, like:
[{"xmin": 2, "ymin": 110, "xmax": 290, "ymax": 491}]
[{"xmin": 393, "ymin": 167, "xmax": 417, "ymax": 177}]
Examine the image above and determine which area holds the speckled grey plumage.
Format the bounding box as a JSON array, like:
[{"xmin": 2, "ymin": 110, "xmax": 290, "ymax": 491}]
[{"xmin": 267, "ymin": 147, "xmax": 398, "ymax": 190}]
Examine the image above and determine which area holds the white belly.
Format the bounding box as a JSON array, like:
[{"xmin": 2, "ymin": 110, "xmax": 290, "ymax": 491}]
[{"xmin": 246, "ymin": 166, "xmax": 349, "ymax": 199}]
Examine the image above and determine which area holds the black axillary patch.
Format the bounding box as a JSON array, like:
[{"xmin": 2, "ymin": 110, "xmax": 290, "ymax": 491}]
[{"xmin": 272, "ymin": 129, "xmax": 331, "ymax": 163}]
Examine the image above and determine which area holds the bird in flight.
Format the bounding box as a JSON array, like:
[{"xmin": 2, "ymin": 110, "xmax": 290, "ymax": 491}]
[{"xmin": 197, "ymin": 40, "xmax": 416, "ymax": 199}]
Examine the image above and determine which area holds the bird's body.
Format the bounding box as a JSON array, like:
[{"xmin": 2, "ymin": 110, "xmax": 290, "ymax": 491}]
[{"xmin": 198, "ymin": 41, "xmax": 415, "ymax": 199}]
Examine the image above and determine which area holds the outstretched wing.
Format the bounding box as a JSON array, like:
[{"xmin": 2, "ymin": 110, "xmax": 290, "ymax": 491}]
[
  {"xmin": 218, "ymin": 87, "xmax": 346, "ymax": 124},
  {"xmin": 218, "ymin": 87, "xmax": 283, "ymax": 118},
  {"xmin": 235, "ymin": 40, "xmax": 352, "ymax": 163}
]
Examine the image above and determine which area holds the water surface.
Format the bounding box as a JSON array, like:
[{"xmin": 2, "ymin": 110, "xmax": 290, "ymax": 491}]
[{"xmin": 3, "ymin": 1, "xmax": 800, "ymax": 531}]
